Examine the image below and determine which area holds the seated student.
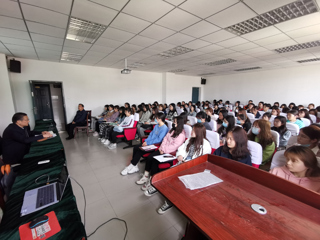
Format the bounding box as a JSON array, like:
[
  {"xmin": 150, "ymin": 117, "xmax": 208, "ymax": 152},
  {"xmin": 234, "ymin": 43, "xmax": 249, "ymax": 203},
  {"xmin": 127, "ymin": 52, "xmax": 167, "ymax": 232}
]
[
  {"xmin": 213, "ymin": 104, "xmax": 219, "ymax": 115},
  {"xmin": 298, "ymin": 105, "xmax": 304, "ymax": 110},
  {"xmin": 237, "ymin": 114, "xmax": 251, "ymax": 132},
  {"xmin": 100, "ymin": 107, "xmax": 125, "ymax": 144},
  {"xmin": 244, "ymin": 100, "xmax": 253, "ymax": 110},
  {"xmin": 262, "ymin": 112, "xmax": 272, "ymax": 121},
  {"xmin": 156, "ymin": 123, "xmax": 212, "ymax": 214},
  {"xmin": 273, "ymin": 102, "xmax": 280, "ymax": 108},
  {"xmin": 179, "ymin": 111, "xmax": 188, "ymax": 124},
  {"xmin": 309, "ymin": 109, "xmax": 318, "ymax": 119},
  {"xmin": 93, "ymin": 105, "xmax": 109, "ymax": 136},
  {"xmin": 289, "ymin": 102, "xmax": 296, "ymax": 110},
  {"xmin": 158, "ymin": 104, "xmax": 165, "ymax": 114},
  {"xmin": 251, "ymin": 106, "xmax": 261, "ymax": 119},
  {"xmin": 106, "ymin": 108, "xmax": 134, "ymax": 149},
  {"xmin": 120, "ymin": 113, "xmax": 168, "ymax": 175},
  {"xmin": 138, "ymin": 107, "xmax": 158, "ymax": 138},
  {"xmin": 196, "ymin": 111, "xmax": 212, "ymax": 130},
  {"xmin": 66, "ymin": 103, "xmax": 87, "ymax": 140},
  {"xmin": 184, "ymin": 103, "xmax": 190, "ymax": 112},
  {"xmin": 166, "ymin": 103, "xmax": 178, "ymax": 121},
  {"xmin": 271, "ymin": 107, "xmax": 281, "ymax": 117},
  {"xmin": 97, "ymin": 105, "xmax": 119, "ymax": 140},
  {"xmin": 137, "ymin": 104, "xmax": 143, "ymax": 119},
  {"xmin": 297, "ymin": 126, "xmax": 320, "ymax": 161},
  {"xmin": 246, "ymin": 103, "xmax": 254, "ymax": 113},
  {"xmin": 263, "ymin": 103, "xmax": 271, "ymax": 112},
  {"xmin": 205, "ymin": 108, "xmax": 214, "ymax": 128},
  {"xmin": 282, "ymin": 107, "xmax": 290, "ymax": 113},
  {"xmin": 225, "ymin": 100, "xmax": 232, "ymax": 111},
  {"xmin": 131, "ymin": 104, "xmax": 137, "ymax": 115},
  {"xmin": 271, "ymin": 116, "xmax": 291, "ymax": 148},
  {"xmin": 258, "ymin": 101, "xmax": 264, "ymax": 111},
  {"xmin": 287, "ymin": 110, "xmax": 305, "ymax": 129},
  {"xmin": 280, "ymin": 104, "xmax": 287, "ymax": 109},
  {"xmin": 188, "ymin": 105, "xmax": 197, "ymax": 117},
  {"xmin": 163, "ymin": 103, "xmax": 168, "ymax": 113},
  {"xmin": 217, "ymin": 109, "xmax": 228, "ymax": 126},
  {"xmin": 2, "ymin": 112, "xmax": 53, "ymax": 165},
  {"xmin": 308, "ymin": 103, "xmax": 315, "ymax": 110},
  {"xmin": 181, "ymin": 105, "xmax": 188, "ymax": 113},
  {"xmin": 136, "ymin": 116, "xmax": 186, "ymax": 187},
  {"xmin": 270, "ymin": 146, "xmax": 320, "ymax": 193},
  {"xmin": 218, "ymin": 99, "xmax": 224, "ymax": 108},
  {"xmin": 299, "ymin": 109, "xmax": 313, "ymax": 123},
  {"xmin": 234, "ymin": 101, "xmax": 240, "ymax": 109},
  {"xmin": 248, "ymin": 119, "xmax": 275, "ymax": 169},
  {"xmin": 124, "ymin": 102, "xmax": 130, "ymax": 109},
  {"xmin": 136, "ymin": 105, "xmax": 151, "ymax": 138},
  {"xmin": 217, "ymin": 115, "xmax": 235, "ymax": 140},
  {"xmin": 213, "ymin": 127, "xmax": 252, "ymax": 166}
]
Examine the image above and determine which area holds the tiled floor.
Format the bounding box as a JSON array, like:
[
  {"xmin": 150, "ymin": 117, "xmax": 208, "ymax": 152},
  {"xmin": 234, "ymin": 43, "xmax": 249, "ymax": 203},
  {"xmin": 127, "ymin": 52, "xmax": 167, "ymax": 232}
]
[{"xmin": 61, "ymin": 132, "xmax": 187, "ymax": 240}]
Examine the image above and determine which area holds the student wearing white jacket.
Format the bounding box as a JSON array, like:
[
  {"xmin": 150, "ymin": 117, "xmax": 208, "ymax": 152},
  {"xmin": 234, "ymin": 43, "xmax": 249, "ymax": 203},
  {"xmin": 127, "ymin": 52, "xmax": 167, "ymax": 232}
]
[{"xmin": 146, "ymin": 123, "xmax": 212, "ymax": 214}]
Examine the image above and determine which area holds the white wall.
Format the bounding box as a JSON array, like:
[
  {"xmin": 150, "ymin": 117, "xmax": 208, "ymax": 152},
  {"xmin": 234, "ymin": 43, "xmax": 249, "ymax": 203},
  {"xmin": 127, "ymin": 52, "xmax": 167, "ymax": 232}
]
[
  {"xmin": 0, "ymin": 53, "xmax": 15, "ymax": 134},
  {"xmin": 203, "ymin": 64, "xmax": 320, "ymax": 107}
]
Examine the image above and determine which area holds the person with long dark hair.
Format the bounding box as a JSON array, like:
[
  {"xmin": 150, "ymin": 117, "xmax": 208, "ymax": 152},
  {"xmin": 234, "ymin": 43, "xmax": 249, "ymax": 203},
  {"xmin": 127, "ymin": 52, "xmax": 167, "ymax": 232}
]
[
  {"xmin": 213, "ymin": 127, "xmax": 251, "ymax": 166},
  {"xmin": 136, "ymin": 104, "xmax": 151, "ymax": 138},
  {"xmin": 138, "ymin": 106, "xmax": 158, "ymax": 138},
  {"xmin": 120, "ymin": 112, "xmax": 168, "ymax": 175},
  {"xmin": 167, "ymin": 103, "xmax": 178, "ymax": 121},
  {"xmin": 217, "ymin": 109, "xmax": 228, "ymax": 125},
  {"xmin": 270, "ymin": 146, "xmax": 320, "ymax": 193},
  {"xmin": 188, "ymin": 105, "xmax": 197, "ymax": 117},
  {"xmin": 287, "ymin": 110, "xmax": 305, "ymax": 129},
  {"xmin": 299, "ymin": 109, "xmax": 313, "ymax": 123},
  {"xmin": 271, "ymin": 116, "xmax": 291, "ymax": 148},
  {"xmin": 217, "ymin": 115, "xmax": 235, "ymax": 139},
  {"xmin": 236, "ymin": 114, "xmax": 251, "ymax": 132},
  {"xmin": 196, "ymin": 111, "xmax": 212, "ymax": 130},
  {"xmin": 155, "ymin": 123, "xmax": 211, "ymax": 214}
]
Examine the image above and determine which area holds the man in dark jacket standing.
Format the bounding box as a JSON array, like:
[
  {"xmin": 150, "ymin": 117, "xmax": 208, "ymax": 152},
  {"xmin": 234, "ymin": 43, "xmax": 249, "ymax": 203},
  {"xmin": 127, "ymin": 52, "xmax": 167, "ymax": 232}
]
[
  {"xmin": 2, "ymin": 112, "xmax": 53, "ymax": 165},
  {"xmin": 66, "ymin": 103, "xmax": 87, "ymax": 140}
]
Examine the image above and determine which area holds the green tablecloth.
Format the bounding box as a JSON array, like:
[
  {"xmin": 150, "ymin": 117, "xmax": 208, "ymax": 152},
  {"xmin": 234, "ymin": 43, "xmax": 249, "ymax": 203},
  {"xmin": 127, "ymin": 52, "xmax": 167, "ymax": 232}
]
[{"xmin": 0, "ymin": 120, "xmax": 87, "ymax": 240}]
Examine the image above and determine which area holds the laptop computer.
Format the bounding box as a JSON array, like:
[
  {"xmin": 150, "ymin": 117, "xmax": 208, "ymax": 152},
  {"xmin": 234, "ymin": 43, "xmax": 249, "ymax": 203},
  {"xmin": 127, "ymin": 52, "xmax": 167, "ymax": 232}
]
[{"xmin": 20, "ymin": 166, "xmax": 69, "ymax": 216}]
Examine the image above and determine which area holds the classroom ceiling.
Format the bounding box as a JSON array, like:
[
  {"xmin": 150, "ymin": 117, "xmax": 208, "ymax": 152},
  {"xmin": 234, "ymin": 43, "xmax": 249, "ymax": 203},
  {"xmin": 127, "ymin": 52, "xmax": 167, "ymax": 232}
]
[{"xmin": 1, "ymin": 0, "xmax": 320, "ymax": 76}]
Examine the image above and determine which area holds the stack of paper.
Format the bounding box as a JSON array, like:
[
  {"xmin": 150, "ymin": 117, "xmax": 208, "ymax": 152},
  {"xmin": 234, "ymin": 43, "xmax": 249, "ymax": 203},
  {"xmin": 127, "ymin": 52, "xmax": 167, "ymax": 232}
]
[
  {"xmin": 178, "ymin": 171, "xmax": 223, "ymax": 190},
  {"xmin": 153, "ymin": 154, "xmax": 176, "ymax": 162},
  {"xmin": 141, "ymin": 145, "xmax": 158, "ymax": 151}
]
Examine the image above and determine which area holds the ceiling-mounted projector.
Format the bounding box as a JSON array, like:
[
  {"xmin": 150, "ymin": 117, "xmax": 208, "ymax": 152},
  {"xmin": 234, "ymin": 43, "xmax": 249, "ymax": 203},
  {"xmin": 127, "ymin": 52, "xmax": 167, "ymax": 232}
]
[{"xmin": 121, "ymin": 58, "xmax": 131, "ymax": 74}]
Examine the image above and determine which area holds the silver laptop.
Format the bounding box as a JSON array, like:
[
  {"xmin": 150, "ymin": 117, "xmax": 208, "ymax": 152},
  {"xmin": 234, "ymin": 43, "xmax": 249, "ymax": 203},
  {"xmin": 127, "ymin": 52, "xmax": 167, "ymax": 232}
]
[{"xmin": 20, "ymin": 166, "xmax": 69, "ymax": 216}]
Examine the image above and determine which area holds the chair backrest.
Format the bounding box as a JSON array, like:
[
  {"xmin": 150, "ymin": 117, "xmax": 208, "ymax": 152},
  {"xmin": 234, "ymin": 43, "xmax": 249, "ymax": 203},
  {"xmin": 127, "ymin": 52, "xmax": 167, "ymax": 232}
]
[
  {"xmin": 317, "ymin": 112, "xmax": 320, "ymax": 118},
  {"xmin": 286, "ymin": 122, "xmax": 300, "ymax": 136},
  {"xmin": 270, "ymin": 130, "xmax": 280, "ymax": 148},
  {"xmin": 270, "ymin": 150, "xmax": 286, "ymax": 170},
  {"xmin": 228, "ymin": 112, "xmax": 235, "ymax": 117},
  {"xmin": 287, "ymin": 135, "xmax": 298, "ymax": 148},
  {"xmin": 183, "ymin": 124, "xmax": 192, "ymax": 139},
  {"xmin": 134, "ymin": 113, "xmax": 140, "ymax": 121},
  {"xmin": 133, "ymin": 120, "xmax": 138, "ymax": 128},
  {"xmin": 301, "ymin": 117, "xmax": 311, "ymax": 127},
  {"xmin": 258, "ymin": 111, "xmax": 265, "ymax": 118},
  {"xmin": 187, "ymin": 116, "xmax": 197, "ymax": 126},
  {"xmin": 235, "ymin": 124, "xmax": 242, "ymax": 128},
  {"xmin": 165, "ymin": 120, "xmax": 172, "ymax": 131},
  {"xmin": 210, "ymin": 120, "xmax": 217, "ymax": 131},
  {"xmin": 176, "ymin": 108, "xmax": 183, "ymax": 115},
  {"xmin": 246, "ymin": 113, "xmax": 255, "ymax": 119},
  {"xmin": 86, "ymin": 110, "xmax": 92, "ymax": 127},
  {"xmin": 196, "ymin": 108, "xmax": 200, "ymax": 113},
  {"xmin": 206, "ymin": 130, "xmax": 220, "ymax": 149},
  {"xmin": 239, "ymin": 104, "xmax": 244, "ymax": 108},
  {"xmin": 249, "ymin": 118, "xmax": 256, "ymax": 124},
  {"xmin": 310, "ymin": 114, "xmax": 316, "ymax": 123},
  {"xmin": 247, "ymin": 140, "xmax": 263, "ymax": 166},
  {"xmin": 212, "ymin": 114, "xmax": 218, "ymax": 121},
  {"xmin": 279, "ymin": 112, "xmax": 287, "ymax": 118}
]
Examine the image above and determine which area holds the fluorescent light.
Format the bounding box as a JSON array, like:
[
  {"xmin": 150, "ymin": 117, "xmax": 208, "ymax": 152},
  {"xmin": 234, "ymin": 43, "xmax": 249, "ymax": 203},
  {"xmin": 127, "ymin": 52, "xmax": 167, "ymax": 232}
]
[
  {"xmin": 128, "ymin": 62, "xmax": 146, "ymax": 68},
  {"xmin": 158, "ymin": 46, "xmax": 194, "ymax": 58},
  {"xmin": 226, "ymin": 0, "xmax": 318, "ymax": 35},
  {"xmin": 61, "ymin": 52, "xmax": 83, "ymax": 62},
  {"xmin": 66, "ymin": 17, "xmax": 107, "ymax": 44},
  {"xmin": 234, "ymin": 67, "xmax": 261, "ymax": 71},
  {"xmin": 297, "ymin": 58, "xmax": 320, "ymax": 63},
  {"xmin": 168, "ymin": 69, "xmax": 186, "ymax": 73},
  {"xmin": 274, "ymin": 40, "xmax": 320, "ymax": 53},
  {"xmin": 205, "ymin": 58, "xmax": 236, "ymax": 66}
]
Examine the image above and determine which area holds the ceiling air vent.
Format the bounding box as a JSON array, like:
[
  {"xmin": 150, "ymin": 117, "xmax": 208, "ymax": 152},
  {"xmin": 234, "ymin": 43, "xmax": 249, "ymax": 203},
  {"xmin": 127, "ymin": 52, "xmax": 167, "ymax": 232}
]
[
  {"xmin": 168, "ymin": 69, "xmax": 186, "ymax": 73},
  {"xmin": 274, "ymin": 40, "xmax": 320, "ymax": 53},
  {"xmin": 297, "ymin": 58, "xmax": 320, "ymax": 63},
  {"xmin": 61, "ymin": 52, "xmax": 83, "ymax": 62},
  {"xmin": 205, "ymin": 58, "xmax": 236, "ymax": 66},
  {"xmin": 234, "ymin": 67, "xmax": 261, "ymax": 71},
  {"xmin": 158, "ymin": 46, "xmax": 193, "ymax": 58}
]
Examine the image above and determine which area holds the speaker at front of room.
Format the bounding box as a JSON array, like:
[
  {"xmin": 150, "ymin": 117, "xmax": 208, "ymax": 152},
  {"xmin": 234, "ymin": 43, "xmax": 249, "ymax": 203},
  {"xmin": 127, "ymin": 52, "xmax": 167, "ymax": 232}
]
[
  {"xmin": 10, "ymin": 59, "xmax": 21, "ymax": 73},
  {"xmin": 201, "ymin": 78, "xmax": 206, "ymax": 85}
]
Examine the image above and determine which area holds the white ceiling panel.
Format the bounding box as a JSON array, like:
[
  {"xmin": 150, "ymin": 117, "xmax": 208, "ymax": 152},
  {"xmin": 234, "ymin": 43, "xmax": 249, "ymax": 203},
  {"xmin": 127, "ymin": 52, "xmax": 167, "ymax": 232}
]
[
  {"xmin": 182, "ymin": 39, "xmax": 211, "ymax": 49},
  {"xmin": 207, "ymin": 3, "xmax": 257, "ymax": 28},
  {"xmin": 211, "ymin": 48, "xmax": 235, "ymax": 56},
  {"xmin": 38, "ymin": 55, "xmax": 60, "ymax": 61},
  {"xmin": 72, "ymin": 0, "xmax": 118, "ymax": 25},
  {"xmin": 242, "ymin": 26, "xmax": 282, "ymax": 41},
  {"xmin": 0, "ymin": 36, "xmax": 33, "ymax": 47},
  {"xmin": 139, "ymin": 47, "xmax": 162, "ymax": 55},
  {"xmin": 110, "ymin": 13, "xmax": 151, "ymax": 34},
  {"xmin": 201, "ymin": 30, "xmax": 235, "ymax": 43},
  {"xmin": 117, "ymin": 43, "xmax": 144, "ymax": 52},
  {"xmin": 109, "ymin": 49, "xmax": 133, "ymax": 57},
  {"xmin": 62, "ymin": 46, "xmax": 88, "ymax": 54},
  {"xmin": 80, "ymin": 55, "xmax": 103, "ymax": 63},
  {"xmin": 85, "ymin": 50, "xmax": 109, "ymax": 58},
  {"xmin": 21, "ymin": 4, "xmax": 68, "ymax": 29},
  {"xmin": 148, "ymin": 41, "xmax": 176, "ymax": 51},
  {"xmin": 254, "ymin": 34, "xmax": 292, "ymax": 46},
  {"xmin": 276, "ymin": 13, "xmax": 320, "ymax": 32},
  {"xmin": 0, "ymin": 48, "xmax": 14, "ymax": 56},
  {"xmin": 34, "ymin": 42, "xmax": 62, "ymax": 51},
  {"xmin": 0, "ymin": 0, "xmax": 22, "ymax": 18},
  {"xmin": 127, "ymin": 35, "xmax": 158, "ymax": 47},
  {"xmin": 0, "ymin": 28, "xmax": 30, "ymax": 40},
  {"xmin": 156, "ymin": 8, "xmax": 201, "ymax": 31},
  {"xmin": 181, "ymin": 21, "xmax": 220, "ymax": 38},
  {"xmin": 90, "ymin": 45, "xmax": 114, "ymax": 54},
  {"xmin": 162, "ymin": 33, "xmax": 195, "ymax": 45},
  {"xmin": 179, "ymin": 0, "xmax": 238, "ymax": 19},
  {"xmin": 293, "ymin": 33, "xmax": 320, "ymax": 44},
  {"xmin": 243, "ymin": 0, "xmax": 297, "ymax": 14},
  {"xmin": 216, "ymin": 37, "xmax": 248, "ymax": 48},
  {"xmin": 123, "ymin": 0, "xmax": 174, "ymax": 22},
  {"xmin": 286, "ymin": 24, "xmax": 320, "ymax": 39},
  {"xmin": 30, "ymin": 33, "xmax": 63, "ymax": 45},
  {"xmin": 264, "ymin": 39, "xmax": 297, "ymax": 50},
  {"xmin": 4, "ymin": 43, "xmax": 35, "ymax": 52},
  {"xmin": 95, "ymin": 37, "xmax": 124, "ymax": 48},
  {"xmin": 230, "ymin": 42, "xmax": 260, "ymax": 51},
  {"xmin": 90, "ymin": 0, "xmax": 129, "ymax": 11},
  {"xmin": 0, "ymin": 16, "xmax": 27, "ymax": 31},
  {"xmin": 36, "ymin": 48, "xmax": 61, "ymax": 56},
  {"xmin": 20, "ymin": 0, "xmax": 73, "ymax": 15},
  {"xmin": 11, "ymin": 51, "xmax": 38, "ymax": 59},
  {"xmin": 64, "ymin": 40, "xmax": 92, "ymax": 50},
  {"xmin": 100, "ymin": 27, "xmax": 135, "ymax": 42},
  {"xmin": 140, "ymin": 24, "xmax": 175, "ymax": 40},
  {"xmin": 27, "ymin": 21, "xmax": 65, "ymax": 38},
  {"xmin": 163, "ymin": 0, "xmax": 186, "ymax": 6},
  {"xmin": 197, "ymin": 44, "xmax": 224, "ymax": 53}
]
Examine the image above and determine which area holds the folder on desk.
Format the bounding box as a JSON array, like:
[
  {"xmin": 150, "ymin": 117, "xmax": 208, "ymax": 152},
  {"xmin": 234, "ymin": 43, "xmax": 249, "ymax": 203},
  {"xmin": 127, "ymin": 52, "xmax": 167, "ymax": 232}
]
[
  {"xmin": 140, "ymin": 145, "xmax": 158, "ymax": 151},
  {"xmin": 153, "ymin": 154, "xmax": 176, "ymax": 162}
]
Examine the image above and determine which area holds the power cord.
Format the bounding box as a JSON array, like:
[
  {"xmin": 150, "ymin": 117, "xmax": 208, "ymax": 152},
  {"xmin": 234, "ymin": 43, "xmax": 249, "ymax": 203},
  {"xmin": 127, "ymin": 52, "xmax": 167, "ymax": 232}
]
[{"xmin": 70, "ymin": 177, "xmax": 128, "ymax": 239}]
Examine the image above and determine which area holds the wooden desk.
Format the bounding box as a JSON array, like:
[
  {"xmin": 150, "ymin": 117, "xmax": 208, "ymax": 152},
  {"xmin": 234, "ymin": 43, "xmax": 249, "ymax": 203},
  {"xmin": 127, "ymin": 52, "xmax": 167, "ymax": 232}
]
[{"xmin": 152, "ymin": 154, "xmax": 320, "ymax": 240}]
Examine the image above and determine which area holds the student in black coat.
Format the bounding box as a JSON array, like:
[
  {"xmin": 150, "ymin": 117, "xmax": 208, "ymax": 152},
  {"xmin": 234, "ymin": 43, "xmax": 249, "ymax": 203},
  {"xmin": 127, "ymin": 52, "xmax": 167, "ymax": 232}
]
[
  {"xmin": 66, "ymin": 103, "xmax": 87, "ymax": 140},
  {"xmin": 2, "ymin": 112, "xmax": 53, "ymax": 165},
  {"xmin": 213, "ymin": 126, "xmax": 252, "ymax": 166}
]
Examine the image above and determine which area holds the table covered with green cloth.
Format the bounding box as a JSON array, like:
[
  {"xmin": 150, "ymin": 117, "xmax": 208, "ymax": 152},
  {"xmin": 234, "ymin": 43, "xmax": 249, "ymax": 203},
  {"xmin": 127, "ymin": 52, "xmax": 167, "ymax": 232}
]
[{"xmin": 0, "ymin": 120, "xmax": 87, "ymax": 239}]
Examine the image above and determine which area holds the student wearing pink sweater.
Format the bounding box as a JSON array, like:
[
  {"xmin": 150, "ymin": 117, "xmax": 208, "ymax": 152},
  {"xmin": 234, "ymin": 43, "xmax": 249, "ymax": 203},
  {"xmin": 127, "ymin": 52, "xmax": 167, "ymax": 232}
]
[
  {"xmin": 270, "ymin": 146, "xmax": 320, "ymax": 193},
  {"xmin": 136, "ymin": 116, "xmax": 186, "ymax": 186}
]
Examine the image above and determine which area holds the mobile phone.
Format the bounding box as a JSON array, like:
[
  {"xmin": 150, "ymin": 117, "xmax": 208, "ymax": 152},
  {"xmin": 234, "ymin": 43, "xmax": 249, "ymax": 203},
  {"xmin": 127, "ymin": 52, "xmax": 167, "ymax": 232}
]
[{"xmin": 163, "ymin": 155, "xmax": 173, "ymax": 158}]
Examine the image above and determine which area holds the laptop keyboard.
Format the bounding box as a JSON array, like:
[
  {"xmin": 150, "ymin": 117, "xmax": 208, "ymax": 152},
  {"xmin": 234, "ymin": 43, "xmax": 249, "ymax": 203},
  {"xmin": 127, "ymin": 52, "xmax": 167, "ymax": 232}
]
[{"xmin": 36, "ymin": 185, "xmax": 55, "ymax": 208}]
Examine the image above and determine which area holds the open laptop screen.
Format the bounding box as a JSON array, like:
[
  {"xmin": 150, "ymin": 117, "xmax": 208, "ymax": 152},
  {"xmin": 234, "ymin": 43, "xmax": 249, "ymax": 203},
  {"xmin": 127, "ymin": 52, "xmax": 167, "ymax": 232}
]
[{"xmin": 56, "ymin": 166, "xmax": 69, "ymax": 201}]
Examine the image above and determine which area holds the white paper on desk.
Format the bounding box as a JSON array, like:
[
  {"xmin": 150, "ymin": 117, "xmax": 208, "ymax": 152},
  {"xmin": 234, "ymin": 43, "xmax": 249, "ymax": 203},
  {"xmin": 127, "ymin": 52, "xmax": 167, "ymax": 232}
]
[
  {"xmin": 141, "ymin": 145, "xmax": 158, "ymax": 150},
  {"xmin": 178, "ymin": 171, "xmax": 223, "ymax": 190},
  {"xmin": 153, "ymin": 154, "xmax": 176, "ymax": 162}
]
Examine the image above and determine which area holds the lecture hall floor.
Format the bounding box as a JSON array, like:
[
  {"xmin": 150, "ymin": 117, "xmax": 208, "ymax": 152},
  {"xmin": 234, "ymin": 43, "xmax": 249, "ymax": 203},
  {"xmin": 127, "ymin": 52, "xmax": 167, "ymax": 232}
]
[{"xmin": 60, "ymin": 132, "xmax": 186, "ymax": 240}]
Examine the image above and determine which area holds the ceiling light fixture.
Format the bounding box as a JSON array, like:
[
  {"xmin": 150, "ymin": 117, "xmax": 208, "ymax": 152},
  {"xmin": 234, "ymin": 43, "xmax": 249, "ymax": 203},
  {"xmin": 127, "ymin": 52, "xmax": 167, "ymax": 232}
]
[
  {"xmin": 61, "ymin": 52, "xmax": 83, "ymax": 62},
  {"xmin": 226, "ymin": 0, "xmax": 318, "ymax": 35},
  {"xmin": 158, "ymin": 46, "xmax": 194, "ymax": 58},
  {"xmin": 234, "ymin": 67, "xmax": 261, "ymax": 71},
  {"xmin": 198, "ymin": 72, "xmax": 215, "ymax": 76},
  {"xmin": 66, "ymin": 17, "xmax": 107, "ymax": 44},
  {"xmin": 121, "ymin": 58, "xmax": 131, "ymax": 74},
  {"xmin": 274, "ymin": 40, "xmax": 320, "ymax": 53},
  {"xmin": 297, "ymin": 58, "xmax": 320, "ymax": 63},
  {"xmin": 168, "ymin": 69, "xmax": 186, "ymax": 73},
  {"xmin": 128, "ymin": 62, "xmax": 146, "ymax": 69},
  {"xmin": 205, "ymin": 58, "xmax": 236, "ymax": 66}
]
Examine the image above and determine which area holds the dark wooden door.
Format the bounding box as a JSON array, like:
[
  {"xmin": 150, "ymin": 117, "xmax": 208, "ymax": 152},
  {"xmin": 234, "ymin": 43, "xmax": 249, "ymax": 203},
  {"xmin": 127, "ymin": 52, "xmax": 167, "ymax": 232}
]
[{"xmin": 32, "ymin": 84, "xmax": 53, "ymax": 120}]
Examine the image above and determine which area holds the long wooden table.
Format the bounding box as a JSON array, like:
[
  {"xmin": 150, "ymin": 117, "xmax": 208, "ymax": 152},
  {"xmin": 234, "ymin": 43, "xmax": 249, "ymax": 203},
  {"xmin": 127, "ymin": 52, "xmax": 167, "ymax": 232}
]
[{"xmin": 152, "ymin": 154, "xmax": 320, "ymax": 240}]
